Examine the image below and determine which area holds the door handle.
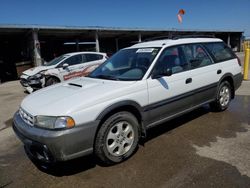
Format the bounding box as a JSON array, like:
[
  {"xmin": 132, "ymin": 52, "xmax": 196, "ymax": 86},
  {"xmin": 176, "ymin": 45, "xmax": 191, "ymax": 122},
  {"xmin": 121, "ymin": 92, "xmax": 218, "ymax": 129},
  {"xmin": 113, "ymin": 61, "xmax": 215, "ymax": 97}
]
[
  {"xmin": 217, "ymin": 69, "xmax": 222, "ymax": 74},
  {"xmin": 186, "ymin": 78, "xmax": 192, "ymax": 84}
]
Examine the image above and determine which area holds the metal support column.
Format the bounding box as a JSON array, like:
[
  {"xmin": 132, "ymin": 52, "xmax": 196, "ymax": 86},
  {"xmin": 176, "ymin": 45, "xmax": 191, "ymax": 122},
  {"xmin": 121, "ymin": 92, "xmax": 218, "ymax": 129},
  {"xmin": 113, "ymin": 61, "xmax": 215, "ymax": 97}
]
[
  {"xmin": 227, "ymin": 34, "xmax": 231, "ymax": 48},
  {"xmin": 32, "ymin": 30, "xmax": 42, "ymax": 66},
  {"xmin": 95, "ymin": 32, "xmax": 100, "ymax": 52},
  {"xmin": 138, "ymin": 33, "xmax": 142, "ymax": 42},
  {"xmin": 76, "ymin": 39, "xmax": 79, "ymax": 52},
  {"xmin": 115, "ymin": 38, "xmax": 119, "ymax": 52}
]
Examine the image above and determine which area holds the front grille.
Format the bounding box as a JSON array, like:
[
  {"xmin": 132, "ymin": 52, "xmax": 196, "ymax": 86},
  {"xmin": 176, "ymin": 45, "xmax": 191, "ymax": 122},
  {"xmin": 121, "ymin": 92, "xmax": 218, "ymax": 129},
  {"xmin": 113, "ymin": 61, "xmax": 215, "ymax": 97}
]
[{"xmin": 19, "ymin": 108, "xmax": 34, "ymax": 126}]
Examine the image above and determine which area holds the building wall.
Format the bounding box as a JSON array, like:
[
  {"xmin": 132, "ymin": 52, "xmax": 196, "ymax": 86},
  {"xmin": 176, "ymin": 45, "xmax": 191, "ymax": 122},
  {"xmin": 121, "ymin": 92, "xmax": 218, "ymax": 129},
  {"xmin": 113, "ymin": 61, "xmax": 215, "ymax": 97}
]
[{"xmin": 0, "ymin": 26, "xmax": 243, "ymax": 82}]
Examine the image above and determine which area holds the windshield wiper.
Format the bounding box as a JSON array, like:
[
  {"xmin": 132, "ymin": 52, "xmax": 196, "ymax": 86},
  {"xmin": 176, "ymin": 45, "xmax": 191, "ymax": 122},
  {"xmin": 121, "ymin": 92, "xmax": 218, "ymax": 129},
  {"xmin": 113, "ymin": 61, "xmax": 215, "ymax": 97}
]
[{"xmin": 92, "ymin": 74, "xmax": 121, "ymax": 80}]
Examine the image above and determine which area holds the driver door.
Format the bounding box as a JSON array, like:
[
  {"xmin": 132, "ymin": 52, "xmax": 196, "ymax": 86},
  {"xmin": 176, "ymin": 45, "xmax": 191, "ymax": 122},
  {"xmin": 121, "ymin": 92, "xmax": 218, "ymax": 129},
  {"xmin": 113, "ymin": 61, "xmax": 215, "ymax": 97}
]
[{"xmin": 146, "ymin": 45, "xmax": 195, "ymax": 126}]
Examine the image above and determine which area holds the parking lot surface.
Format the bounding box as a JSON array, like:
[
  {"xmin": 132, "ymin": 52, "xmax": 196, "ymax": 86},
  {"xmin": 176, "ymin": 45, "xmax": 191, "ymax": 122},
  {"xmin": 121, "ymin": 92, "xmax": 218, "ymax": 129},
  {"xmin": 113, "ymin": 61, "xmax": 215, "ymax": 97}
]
[{"xmin": 0, "ymin": 78, "xmax": 250, "ymax": 187}]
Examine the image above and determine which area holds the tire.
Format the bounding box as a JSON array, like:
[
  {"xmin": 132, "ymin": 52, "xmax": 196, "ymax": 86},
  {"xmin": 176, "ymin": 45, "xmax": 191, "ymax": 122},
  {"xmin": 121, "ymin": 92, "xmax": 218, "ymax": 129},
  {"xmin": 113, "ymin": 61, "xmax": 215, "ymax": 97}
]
[
  {"xmin": 45, "ymin": 77, "xmax": 60, "ymax": 86},
  {"xmin": 210, "ymin": 81, "xmax": 232, "ymax": 112},
  {"xmin": 94, "ymin": 111, "xmax": 139, "ymax": 165}
]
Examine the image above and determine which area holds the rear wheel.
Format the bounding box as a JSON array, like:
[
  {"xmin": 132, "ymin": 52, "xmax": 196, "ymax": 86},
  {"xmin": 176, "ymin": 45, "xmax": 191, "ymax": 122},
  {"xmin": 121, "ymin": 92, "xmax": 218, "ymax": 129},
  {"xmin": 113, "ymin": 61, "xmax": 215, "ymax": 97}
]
[
  {"xmin": 94, "ymin": 111, "xmax": 139, "ymax": 165},
  {"xmin": 210, "ymin": 81, "xmax": 232, "ymax": 111},
  {"xmin": 45, "ymin": 77, "xmax": 60, "ymax": 86}
]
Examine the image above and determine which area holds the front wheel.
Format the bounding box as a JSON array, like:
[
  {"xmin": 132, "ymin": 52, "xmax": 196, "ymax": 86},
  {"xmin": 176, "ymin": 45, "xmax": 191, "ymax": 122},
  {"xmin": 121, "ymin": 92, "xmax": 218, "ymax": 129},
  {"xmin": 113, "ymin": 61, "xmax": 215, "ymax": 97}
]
[
  {"xmin": 45, "ymin": 77, "xmax": 60, "ymax": 87},
  {"xmin": 94, "ymin": 111, "xmax": 139, "ymax": 165},
  {"xmin": 210, "ymin": 81, "xmax": 232, "ymax": 111}
]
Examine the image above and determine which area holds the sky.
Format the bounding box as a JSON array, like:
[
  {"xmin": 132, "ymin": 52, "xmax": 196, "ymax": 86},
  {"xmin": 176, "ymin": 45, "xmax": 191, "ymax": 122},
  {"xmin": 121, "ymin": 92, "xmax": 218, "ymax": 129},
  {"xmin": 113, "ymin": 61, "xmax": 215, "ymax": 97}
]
[{"xmin": 0, "ymin": 0, "xmax": 249, "ymax": 36}]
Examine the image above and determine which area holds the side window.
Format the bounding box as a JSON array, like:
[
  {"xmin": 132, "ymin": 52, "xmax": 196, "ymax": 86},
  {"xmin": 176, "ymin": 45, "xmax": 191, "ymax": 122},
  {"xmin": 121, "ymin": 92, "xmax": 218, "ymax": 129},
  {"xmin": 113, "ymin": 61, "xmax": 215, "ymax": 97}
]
[
  {"xmin": 153, "ymin": 45, "xmax": 189, "ymax": 75},
  {"xmin": 182, "ymin": 44, "xmax": 213, "ymax": 69},
  {"xmin": 86, "ymin": 54, "xmax": 103, "ymax": 62},
  {"xmin": 63, "ymin": 55, "xmax": 83, "ymax": 66},
  {"xmin": 203, "ymin": 42, "xmax": 235, "ymax": 62}
]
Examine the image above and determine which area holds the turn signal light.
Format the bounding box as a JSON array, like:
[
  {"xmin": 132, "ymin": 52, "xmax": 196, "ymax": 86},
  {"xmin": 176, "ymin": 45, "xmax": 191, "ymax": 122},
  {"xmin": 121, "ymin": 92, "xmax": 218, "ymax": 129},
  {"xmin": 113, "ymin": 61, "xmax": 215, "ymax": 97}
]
[{"xmin": 66, "ymin": 117, "xmax": 75, "ymax": 128}]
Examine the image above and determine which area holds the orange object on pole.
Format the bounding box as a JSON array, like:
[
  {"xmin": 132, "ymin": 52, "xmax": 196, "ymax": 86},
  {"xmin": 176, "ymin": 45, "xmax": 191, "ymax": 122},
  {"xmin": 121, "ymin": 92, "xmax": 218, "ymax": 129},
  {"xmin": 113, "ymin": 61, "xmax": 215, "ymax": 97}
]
[{"xmin": 177, "ymin": 9, "xmax": 185, "ymax": 23}]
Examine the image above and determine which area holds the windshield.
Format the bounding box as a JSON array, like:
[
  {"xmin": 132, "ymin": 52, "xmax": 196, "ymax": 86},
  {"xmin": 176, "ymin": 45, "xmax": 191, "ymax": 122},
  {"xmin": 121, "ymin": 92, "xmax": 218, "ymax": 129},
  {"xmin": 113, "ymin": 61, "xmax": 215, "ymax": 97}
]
[
  {"xmin": 89, "ymin": 48, "xmax": 160, "ymax": 81},
  {"xmin": 44, "ymin": 55, "xmax": 68, "ymax": 66}
]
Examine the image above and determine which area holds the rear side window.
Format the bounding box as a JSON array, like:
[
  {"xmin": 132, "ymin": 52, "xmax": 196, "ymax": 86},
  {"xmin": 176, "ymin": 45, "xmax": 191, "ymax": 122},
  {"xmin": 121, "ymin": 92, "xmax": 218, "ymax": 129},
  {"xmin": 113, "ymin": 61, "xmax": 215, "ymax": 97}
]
[
  {"xmin": 204, "ymin": 42, "xmax": 235, "ymax": 62},
  {"xmin": 182, "ymin": 44, "xmax": 213, "ymax": 69},
  {"xmin": 63, "ymin": 55, "xmax": 83, "ymax": 66},
  {"xmin": 86, "ymin": 54, "xmax": 103, "ymax": 62}
]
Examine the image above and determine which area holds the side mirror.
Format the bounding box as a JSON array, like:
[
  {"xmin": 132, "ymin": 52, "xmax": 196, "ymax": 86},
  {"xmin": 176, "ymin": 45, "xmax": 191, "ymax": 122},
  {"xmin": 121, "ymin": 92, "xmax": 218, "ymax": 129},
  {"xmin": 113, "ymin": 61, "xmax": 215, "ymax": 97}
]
[
  {"xmin": 152, "ymin": 68, "xmax": 172, "ymax": 79},
  {"xmin": 62, "ymin": 63, "xmax": 69, "ymax": 69}
]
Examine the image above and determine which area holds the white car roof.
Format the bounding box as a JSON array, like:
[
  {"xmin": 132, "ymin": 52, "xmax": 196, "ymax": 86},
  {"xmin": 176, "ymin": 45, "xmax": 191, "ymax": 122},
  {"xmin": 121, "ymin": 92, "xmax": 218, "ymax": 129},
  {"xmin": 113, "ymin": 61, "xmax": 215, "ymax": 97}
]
[
  {"xmin": 129, "ymin": 38, "xmax": 223, "ymax": 48},
  {"xmin": 64, "ymin": 52, "xmax": 106, "ymax": 56}
]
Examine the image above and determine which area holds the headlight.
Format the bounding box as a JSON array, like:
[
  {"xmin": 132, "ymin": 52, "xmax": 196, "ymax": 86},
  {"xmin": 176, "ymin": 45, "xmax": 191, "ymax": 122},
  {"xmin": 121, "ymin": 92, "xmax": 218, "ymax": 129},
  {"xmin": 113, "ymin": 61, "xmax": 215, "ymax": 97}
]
[
  {"xmin": 35, "ymin": 116, "xmax": 75, "ymax": 129},
  {"xmin": 29, "ymin": 73, "xmax": 43, "ymax": 80}
]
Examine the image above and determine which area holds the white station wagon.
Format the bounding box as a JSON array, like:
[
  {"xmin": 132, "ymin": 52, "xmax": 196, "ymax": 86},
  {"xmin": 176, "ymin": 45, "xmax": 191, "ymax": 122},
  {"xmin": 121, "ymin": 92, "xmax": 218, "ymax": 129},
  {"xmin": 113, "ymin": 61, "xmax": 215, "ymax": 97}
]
[
  {"xmin": 13, "ymin": 37, "xmax": 242, "ymax": 165},
  {"xmin": 20, "ymin": 52, "xmax": 107, "ymax": 93}
]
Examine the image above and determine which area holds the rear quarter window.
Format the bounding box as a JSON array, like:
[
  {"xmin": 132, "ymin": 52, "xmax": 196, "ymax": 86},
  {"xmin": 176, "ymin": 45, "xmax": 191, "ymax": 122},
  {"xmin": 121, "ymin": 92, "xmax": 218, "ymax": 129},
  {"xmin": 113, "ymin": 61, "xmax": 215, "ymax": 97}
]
[
  {"xmin": 203, "ymin": 42, "xmax": 235, "ymax": 62},
  {"xmin": 86, "ymin": 54, "xmax": 103, "ymax": 62}
]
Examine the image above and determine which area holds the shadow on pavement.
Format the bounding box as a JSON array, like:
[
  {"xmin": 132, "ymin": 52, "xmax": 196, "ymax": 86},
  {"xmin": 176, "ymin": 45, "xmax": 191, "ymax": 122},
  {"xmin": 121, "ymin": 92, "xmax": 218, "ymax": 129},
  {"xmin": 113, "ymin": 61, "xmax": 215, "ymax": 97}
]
[
  {"xmin": 0, "ymin": 118, "xmax": 13, "ymax": 131},
  {"xmin": 29, "ymin": 153, "xmax": 97, "ymax": 177},
  {"xmin": 145, "ymin": 106, "xmax": 210, "ymax": 142}
]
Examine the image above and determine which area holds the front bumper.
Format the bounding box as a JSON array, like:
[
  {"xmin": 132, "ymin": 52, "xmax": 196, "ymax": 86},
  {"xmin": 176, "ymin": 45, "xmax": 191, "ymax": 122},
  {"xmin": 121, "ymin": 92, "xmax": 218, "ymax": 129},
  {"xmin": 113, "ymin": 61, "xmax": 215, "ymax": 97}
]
[
  {"xmin": 20, "ymin": 76, "xmax": 44, "ymax": 91},
  {"xmin": 13, "ymin": 111, "xmax": 100, "ymax": 162}
]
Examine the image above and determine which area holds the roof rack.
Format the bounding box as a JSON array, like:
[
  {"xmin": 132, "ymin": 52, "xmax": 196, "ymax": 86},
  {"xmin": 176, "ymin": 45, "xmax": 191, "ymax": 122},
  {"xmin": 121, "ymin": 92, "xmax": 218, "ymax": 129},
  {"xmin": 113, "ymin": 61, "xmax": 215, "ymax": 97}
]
[
  {"xmin": 172, "ymin": 34, "xmax": 216, "ymax": 40},
  {"xmin": 143, "ymin": 34, "xmax": 215, "ymax": 42},
  {"xmin": 143, "ymin": 35, "xmax": 171, "ymax": 42}
]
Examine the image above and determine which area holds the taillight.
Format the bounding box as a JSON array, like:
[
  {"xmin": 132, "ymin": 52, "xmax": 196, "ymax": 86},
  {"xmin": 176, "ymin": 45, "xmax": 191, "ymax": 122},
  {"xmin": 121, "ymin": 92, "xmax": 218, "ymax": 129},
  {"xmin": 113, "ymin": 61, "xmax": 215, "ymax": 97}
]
[{"xmin": 237, "ymin": 56, "xmax": 241, "ymax": 66}]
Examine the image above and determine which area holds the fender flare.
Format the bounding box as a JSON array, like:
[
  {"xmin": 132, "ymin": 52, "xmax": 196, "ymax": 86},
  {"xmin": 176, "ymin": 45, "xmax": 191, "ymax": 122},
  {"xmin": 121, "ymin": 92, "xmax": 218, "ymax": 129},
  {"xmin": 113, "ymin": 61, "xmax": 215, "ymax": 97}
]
[
  {"xmin": 217, "ymin": 73, "xmax": 235, "ymax": 98},
  {"xmin": 96, "ymin": 100, "xmax": 147, "ymax": 138}
]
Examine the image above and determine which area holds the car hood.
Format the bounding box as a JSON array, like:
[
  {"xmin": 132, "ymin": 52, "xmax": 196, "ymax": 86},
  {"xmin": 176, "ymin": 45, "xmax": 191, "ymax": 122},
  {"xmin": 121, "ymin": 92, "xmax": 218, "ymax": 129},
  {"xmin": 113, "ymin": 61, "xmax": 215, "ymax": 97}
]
[
  {"xmin": 22, "ymin": 65, "xmax": 54, "ymax": 76},
  {"xmin": 21, "ymin": 77, "xmax": 137, "ymax": 116}
]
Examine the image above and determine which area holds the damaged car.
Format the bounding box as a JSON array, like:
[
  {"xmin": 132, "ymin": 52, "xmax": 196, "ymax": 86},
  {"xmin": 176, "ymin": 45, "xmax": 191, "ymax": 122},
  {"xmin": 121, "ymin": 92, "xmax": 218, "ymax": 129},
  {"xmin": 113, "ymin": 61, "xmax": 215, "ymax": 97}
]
[{"xmin": 20, "ymin": 52, "xmax": 107, "ymax": 93}]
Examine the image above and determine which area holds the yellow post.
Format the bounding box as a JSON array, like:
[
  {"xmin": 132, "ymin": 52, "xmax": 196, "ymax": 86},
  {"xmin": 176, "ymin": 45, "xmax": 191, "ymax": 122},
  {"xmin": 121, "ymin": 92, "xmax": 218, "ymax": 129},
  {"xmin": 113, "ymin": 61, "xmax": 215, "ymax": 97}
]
[{"xmin": 243, "ymin": 48, "xmax": 250, "ymax": 80}]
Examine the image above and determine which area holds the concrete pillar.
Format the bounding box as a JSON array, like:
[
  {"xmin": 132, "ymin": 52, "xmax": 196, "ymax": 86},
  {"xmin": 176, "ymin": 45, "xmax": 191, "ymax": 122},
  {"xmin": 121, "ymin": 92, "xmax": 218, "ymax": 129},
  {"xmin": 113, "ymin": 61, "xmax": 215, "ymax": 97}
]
[
  {"xmin": 227, "ymin": 34, "xmax": 231, "ymax": 48},
  {"xmin": 95, "ymin": 32, "xmax": 100, "ymax": 52},
  {"xmin": 76, "ymin": 39, "xmax": 79, "ymax": 52},
  {"xmin": 32, "ymin": 30, "xmax": 42, "ymax": 66},
  {"xmin": 115, "ymin": 38, "xmax": 119, "ymax": 52},
  {"xmin": 138, "ymin": 33, "xmax": 142, "ymax": 42},
  {"xmin": 168, "ymin": 31, "xmax": 173, "ymax": 39}
]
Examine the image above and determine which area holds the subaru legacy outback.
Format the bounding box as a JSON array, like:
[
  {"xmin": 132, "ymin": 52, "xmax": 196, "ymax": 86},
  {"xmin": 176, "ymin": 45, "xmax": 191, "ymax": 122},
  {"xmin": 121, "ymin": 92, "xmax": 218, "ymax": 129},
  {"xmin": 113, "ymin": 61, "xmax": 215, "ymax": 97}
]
[{"xmin": 13, "ymin": 37, "xmax": 243, "ymax": 165}]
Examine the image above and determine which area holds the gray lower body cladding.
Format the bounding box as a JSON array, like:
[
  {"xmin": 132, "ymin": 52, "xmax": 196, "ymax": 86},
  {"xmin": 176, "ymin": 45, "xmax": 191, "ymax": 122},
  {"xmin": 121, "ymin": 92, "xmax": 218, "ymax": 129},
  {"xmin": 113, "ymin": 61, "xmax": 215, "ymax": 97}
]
[
  {"xmin": 233, "ymin": 73, "xmax": 243, "ymax": 90},
  {"xmin": 13, "ymin": 112, "xmax": 99, "ymax": 162},
  {"xmin": 143, "ymin": 73, "xmax": 243, "ymax": 128}
]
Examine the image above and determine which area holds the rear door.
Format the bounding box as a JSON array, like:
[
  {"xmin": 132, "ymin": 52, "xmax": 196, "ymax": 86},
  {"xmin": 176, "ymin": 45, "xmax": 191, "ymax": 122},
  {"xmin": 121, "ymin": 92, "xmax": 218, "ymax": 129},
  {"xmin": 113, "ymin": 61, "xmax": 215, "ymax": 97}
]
[
  {"xmin": 182, "ymin": 43, "xmax": 220, "ymax": 107},
  {"xmin": 82, "ymin": 53, "xmax": 106, "ymax": 75}
]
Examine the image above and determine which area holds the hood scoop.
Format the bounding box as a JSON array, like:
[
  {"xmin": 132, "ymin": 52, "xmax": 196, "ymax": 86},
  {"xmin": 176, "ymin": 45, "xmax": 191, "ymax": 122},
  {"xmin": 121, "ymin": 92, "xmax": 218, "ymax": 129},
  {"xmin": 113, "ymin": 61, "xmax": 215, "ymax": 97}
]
[{"xmin": 68, "ymin": 83, "xmax": 82, "ymax": 87}]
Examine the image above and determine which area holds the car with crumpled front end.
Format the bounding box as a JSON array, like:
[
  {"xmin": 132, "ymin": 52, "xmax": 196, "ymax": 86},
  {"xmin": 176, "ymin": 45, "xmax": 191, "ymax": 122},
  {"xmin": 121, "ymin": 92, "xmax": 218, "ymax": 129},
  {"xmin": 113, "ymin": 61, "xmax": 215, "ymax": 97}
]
[{"xmin": 20, "ymin": 52, "xmax": 107, "ymax": 93}]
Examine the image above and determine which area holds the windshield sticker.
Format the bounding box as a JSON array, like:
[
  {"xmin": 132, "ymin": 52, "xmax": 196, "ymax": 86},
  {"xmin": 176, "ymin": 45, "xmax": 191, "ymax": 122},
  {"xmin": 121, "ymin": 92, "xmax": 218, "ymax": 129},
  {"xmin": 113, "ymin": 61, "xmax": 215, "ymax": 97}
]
[
  {"xmin": 152, "ymin": 49, "xmax": 159, "ymax": 56},
  {"xmin": 136, "ymin": 48, "xmax": 155, "ymax": 53}
]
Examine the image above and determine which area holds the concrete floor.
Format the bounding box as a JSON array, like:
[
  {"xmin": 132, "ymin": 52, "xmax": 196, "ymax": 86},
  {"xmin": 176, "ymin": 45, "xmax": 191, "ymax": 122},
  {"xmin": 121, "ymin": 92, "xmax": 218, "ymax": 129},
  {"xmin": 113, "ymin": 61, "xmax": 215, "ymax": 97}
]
[{"xmin": 0, "ymin": 78, "xmax": 250, "ymax": 187}]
